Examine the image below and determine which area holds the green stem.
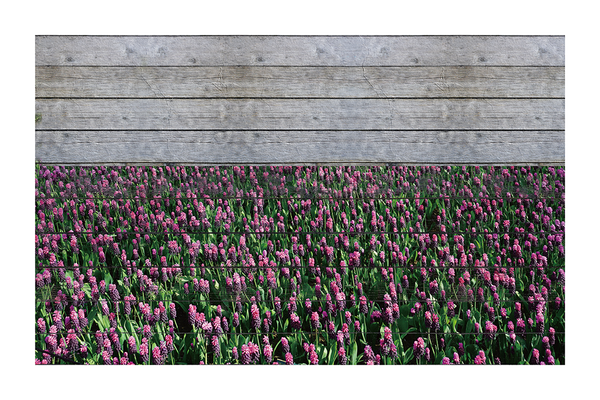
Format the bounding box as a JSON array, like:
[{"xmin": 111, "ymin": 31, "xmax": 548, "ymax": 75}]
[
  {"xmin": 204, "ymin": 336, "xmax": 208, "ymax": 365},
  {"xmin": 427, "ymin": 332, "xmax": 433, "ymax": 362}
]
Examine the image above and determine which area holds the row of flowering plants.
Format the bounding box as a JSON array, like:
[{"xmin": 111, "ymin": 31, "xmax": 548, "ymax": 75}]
[{"xmin": 35, "ymin": 165, "xmax": 564, "ymax": 364}]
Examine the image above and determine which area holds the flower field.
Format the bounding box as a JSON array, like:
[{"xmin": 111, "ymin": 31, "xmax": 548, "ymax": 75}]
[{"xmin": 35, "ymin": 165, "xmax": 565, "ymax": 365}]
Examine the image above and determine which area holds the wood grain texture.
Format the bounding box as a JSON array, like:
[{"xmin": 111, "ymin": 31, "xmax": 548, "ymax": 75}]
[
  {"xmin": 35, "ymin": 36, "xmax": 565, "ymax": 67},
  {"xmin": 35, "ymin": 66, "xmax": 565, "ymax": 99},
  {"xmin": 35, "ymin": 98, "xmax": 564, "ymax": 131},
  {"xmin": 35, "ymin": 35, "xmax": 565, "ymax": 166},
  {"xmin": 35, "ymin": 131, "xmax": 565, "ymax": 165}
]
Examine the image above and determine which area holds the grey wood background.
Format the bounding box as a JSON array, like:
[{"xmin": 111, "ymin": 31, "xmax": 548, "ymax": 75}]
[{"xmin": 35, "ymin": 35, "xmax": 564, "ymax": 166}]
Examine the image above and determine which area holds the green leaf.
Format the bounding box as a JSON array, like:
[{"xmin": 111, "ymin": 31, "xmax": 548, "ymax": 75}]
[
  {"xmin": 451, "ymin": 316, "xmax": 459, "ymax": 332},
  {"xmin": 82, "ymin": 283, "xmax": 91, "ymax": 298},
  {"xmin": 125, "ymin": 319, "xmax": 136, "ymax": 335},
  {"xmin": 400, "ymin": 304, "xmax": 411, "ymax": 317},
  {"xmin": 399, "ymin": 316, "xmax": 409, "ymax": 333},
  {"xmin": 351, "ymin": 342, "xmax": 358, "ymax": 365},
  {"xmin": 97, "ymin": 314, "xmax": 109, "ymax": 331},
  {"xmin": 319, "ymin": 346, "xmax": 328, "ymax": 364},
  {"xmin": 434, "ymin": 351, "xmax": 445, "ymax": 364},
  {"xmin": 465, "ymin": 319, "xmax": 474, "ymax": 334},
  {"xmin": 403, "ymin": 347, "xmax": 414, "ymax": 364},
  {"xmin": 328, "ymin": 346, "xmax": 335, "ymax": 365},
  {"xmin": 102, "ymin": 272, "xmax": 113, "ymax": 285}
]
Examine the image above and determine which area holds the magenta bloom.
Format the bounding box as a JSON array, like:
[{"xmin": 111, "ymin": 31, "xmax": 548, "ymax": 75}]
[
  {"xmin": 370, "ymin": 310, "xmax": 382, "ymax": 323},
  {"xmin": 305, "ymin": 298, "xmax": 312, "ymax": 312},
  {"xmin": 211, "ymin": 336, "xmax": 220, "ymax": 359},
  {"xmin": 458, "ymin": 342, "xmax": 465, "ymax": 356},
  {"xmin": 516, "ymin": 318, "xmax": 526, "ymax": 338},
  {"xmin": 251, "ymin": 304, "xmax": 261, "ymax": 331},
  {"xmin": 413, "ymin": 337, "xmax": 425, "ymax": 360},
  {"xmin": 247, "ymin": 342, "xmax": 260, "ymax": 364},
  {"xmin": 364, "ymin": 345, "xmax": 375, "ymax": 363},
  {"xmin": 531, "ymin": 348, "xmax": 540, "ymax": 365},
  {"xmin": 536, "ymin": 313, "xmax": 545, "ymax": 334},
  {"xmin": 338, "ymin": 347, "xmax": 347, "ymax": 365},
  {"xmin": 309, "ymin": 350, "xmax": 319, "ymax": 365},
  {"xmin": 281, "ymin": 337, "xmax": 290, "ymax": 354},
  {"xmin": 431, "ymin": 313, "xmax": 440, "ymax": 331},
  {"xmin": 477, "ymin": 287, "xmax": 484, "ymax": 303},
  {"xmin": 336, "ymin": 330, "xmax": 344, "ymax": 346},
  {"xmin": 554, "ymin": 297, "xmax": 562, "ymax": 310},
  {"xmin": 310, "ymin": 312, "xmax": 321, "ymax": 330},
  {"xmin": 108, "ymin": 283, "xmax": 120, "ymax": 302},
  {"xmin": 152, "ymin": 346, "xmax": 164, "ymax": 365},
  {"xmin": 212, "ymin": 316, "xmax": 223, "ymax": 336},
  {"xmin": 109, "ymin": 330, "xmax": 121, "ymax": 352},
  {"xmin": 549, "ymin": 327, "xmax": 556, "ymax": 346},
  {"xmin": 473, "ymin": 350, "xmax": 486, "ymax": 365},
  {"xmin": 287, "ymin": 295, "xmax": 297, "ymax": 314},
  {"xmin": 425, "ymin": 311, "xmax": 433, "ymax": 329},
  {"xmin": 285, "ymin": 352, "xmax": 294, "ymax": 365},
  {"xmin": 103, "ymin": 339, "xmax": 113, "ymax": 357},
  {"xmin": 240, "ymin": 344, "xmax": 251, "ymax": 365},
  {"xmin": 165, "ymin": 335, "xmax": 174, "ymax": 353},
  {"xmin": 290, "ymin": 313, "xmax": 301, "ymax": 330},
  {"xmin": 325, "ymin": 293, "xmax": 335, "ymax": 316},
  {"xmin": 359, "ymin": 296, "xmax": 368, "ymax": 314},
  {"xmin": 429, "ymin": 280, "xmax": 439, "ymax": 296},
  {"xmin": 37, "ymin": 318, "xmax": 46, "ymax": 334},
  {"xmin": 262, "ymin": 318, "xmax": 270, "ymax": 334},
  {"xmin": 336, "ymin": 291, "xmax": 346, "ymax": 310},
  {"xmin": 341, "ymin": 311, "xmax": 351, "ymax": 327},
  {"xmin": 515, "ymin": 302, "xmax": 522, "ymax": 319},
  {"xmin": 139, "ymin": 342, "xmax": 149, "ymax": 363},
  {"xmin": 201, "ymin": 321, "xmax": 213, "ymax": 338},
  {"xmin": 542, "ymin": 336, "xmax": 550, "ymax": 350},
  {"xmin": 142, "ymin": 324, "xmax": 152, "ymax": 340},
  {"xmin": 447, "ymin": 301, "xmax": 455, "ymax": 318},
  {"xmin": 382, "ymin": 307, "xmax": 393, "ymax": 324},
  {"xmin": 263, "ymin": 344, "xmax": 273, "ymax": 364},
  {"xmin": 392, "ymin": 303, "xmax": 400, "ymax": 320},
  {"xmin": 484, "ymin": 320, "xmax": 498, "ymax": 341},
  {"xmin": 102, "ymin": 350, "xmax": 112, "ymax": 365}
]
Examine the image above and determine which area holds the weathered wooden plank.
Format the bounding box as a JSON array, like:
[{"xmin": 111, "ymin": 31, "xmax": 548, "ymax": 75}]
[
  {"xmin": 35, "ymin": 98, "xmax": 564, "ymax": 131},
  {"xmin": 35, "ymin": 66, "xmax": 565, "ymax": 99},
  {"xmin": 35, "ymin": 36, "xmax": 565, "ymax": 67},
  {"xmin": 35, "ymin": 131, "xmax": 565, "ymax": 165}
]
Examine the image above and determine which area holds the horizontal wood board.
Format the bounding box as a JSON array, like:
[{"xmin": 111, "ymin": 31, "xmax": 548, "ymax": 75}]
[
  {"xmin": 36, "ymin": 130, "xmax": 564, "ymax": 165},
  {"xmin": 35, "ymin": 36, "xmax": 565, "ymax": 66},
  {"xmin": 35, "ymin": 98, "xmax": 564, "ymax": 131},
  {"xmin": 35, "ymin": 36, "xmax": 565, "ymax": 165},
  {"xmin": 35, "ymin": 66, "xmax": 565, "ymax": 98}
]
